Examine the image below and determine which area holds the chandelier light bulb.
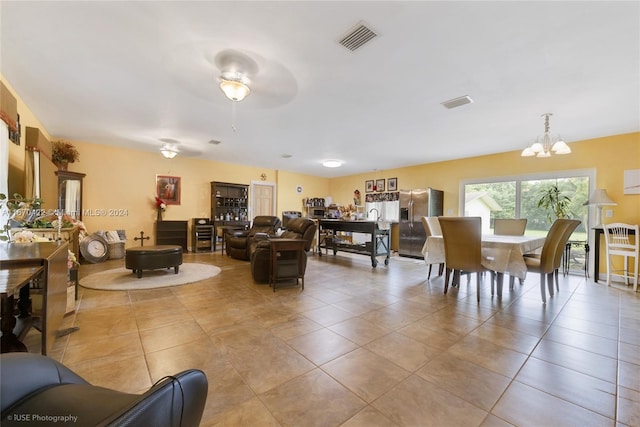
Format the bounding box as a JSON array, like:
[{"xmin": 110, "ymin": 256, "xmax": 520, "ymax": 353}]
[{"xmin": 521, "ymin": 113, "xmax": 571, "ymax": 158}]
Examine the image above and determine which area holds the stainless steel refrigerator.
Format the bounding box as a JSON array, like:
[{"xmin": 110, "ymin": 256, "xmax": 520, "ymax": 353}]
[{"xmin": 399, "ymin": 188, "xmax": 444, "ymax": 258}]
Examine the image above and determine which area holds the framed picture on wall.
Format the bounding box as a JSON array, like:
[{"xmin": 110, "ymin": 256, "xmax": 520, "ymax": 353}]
[
  {"xmin": 387, "ymin": 177, "xmax": 397, "ymax": 191},
  {"xmin": 365, "ymin": 180, "xmax": 374, "ymax": 193},
  {"xmin": 156, "ymin": 175, "xmax": 181, "ymax": 205},
  {"xmin": 376, "ymin": 179, "xmax": 385, "ymax": 192}
]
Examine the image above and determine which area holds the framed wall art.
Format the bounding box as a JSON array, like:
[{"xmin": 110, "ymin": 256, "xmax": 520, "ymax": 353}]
[
  {"xmin": 156, "ymin": 175, "xmax": 181, "ymax": 205},
  {"xmin": 376, "ymin": 179, "xmax": 385, "ymax": 192},
  {"xmin": 365, "ymin": 180, "xmax": 374, "ymax": 193},
  {"xmin": 387, "ymin": 177, "xmax": 397, "ymax": 192}
]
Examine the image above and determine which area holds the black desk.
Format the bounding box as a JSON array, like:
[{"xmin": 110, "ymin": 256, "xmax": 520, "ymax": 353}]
[
  {"xmin": 593, "ymin": 227, "xmax": 636, "ymax": 283},
  {"xmin": 0, "ymin": 242, "xmax": 68, "ymax": 355}
]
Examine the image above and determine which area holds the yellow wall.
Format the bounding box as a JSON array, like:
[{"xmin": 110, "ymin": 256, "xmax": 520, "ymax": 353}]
[
  {"xmin": 328, "ymin": 133, "xmax": 640, "ymax": 225},
  {"xmin": 4, "ymin": 74, "xmax": 639, "ymax": 274}
]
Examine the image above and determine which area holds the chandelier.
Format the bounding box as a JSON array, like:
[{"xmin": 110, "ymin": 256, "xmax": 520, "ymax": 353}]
[{"xmin": 521, "ymin": 113, "xmax": 571, "ymax": 158}]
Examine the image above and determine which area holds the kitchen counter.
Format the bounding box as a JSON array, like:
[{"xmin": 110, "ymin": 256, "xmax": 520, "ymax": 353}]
[{"xmin": 317, "ymin": 219, "xmax": 391, "ymax": 267}]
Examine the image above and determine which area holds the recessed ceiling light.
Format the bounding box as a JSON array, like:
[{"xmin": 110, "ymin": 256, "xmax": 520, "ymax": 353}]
[
  {"xmin": 208, "ymin": 139, "xmax": 222, "ymax": 145},
  {"xmin": 322, "ymin": 159, "xmax": 343, "ymax": 168},
  {"xmin": 281, "ymin": 154, "xmax": 292, "ymax": 158}
]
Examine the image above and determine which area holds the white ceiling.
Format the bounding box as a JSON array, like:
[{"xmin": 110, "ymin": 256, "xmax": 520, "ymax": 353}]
[{"xmin": 1, "ymin": 1, "xmax": 638, "ymax": 178}]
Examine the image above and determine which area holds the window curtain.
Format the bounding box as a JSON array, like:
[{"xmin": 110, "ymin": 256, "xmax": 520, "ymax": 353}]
[
  {"xmin": 65, "ymin": 179, "xmax": 80, "ymax": 217},
  {"xmin": 0, "ymin": 122, "xmax": 10, "ymax": 232},
  {"xmin": 24, "ymin": 149, "xmax": 41, "ymax": 199},
  {"xmin": 1, "ymin": 121, "xmax": 8, "ymax": 211}
]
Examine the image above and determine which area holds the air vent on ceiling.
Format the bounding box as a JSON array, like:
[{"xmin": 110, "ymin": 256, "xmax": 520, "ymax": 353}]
[
  {"xmin": 338, "ymin": 22, "xmax": 377, "ymax": 51},
  {"xmin": 441, "ymin": 95, "xmax": 474, "ymax": 109}
]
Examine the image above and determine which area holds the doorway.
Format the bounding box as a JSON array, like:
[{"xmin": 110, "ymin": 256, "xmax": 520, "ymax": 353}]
[{"xmin": 251, "ymin": 181, "xmax": 276, "ymax": 219}]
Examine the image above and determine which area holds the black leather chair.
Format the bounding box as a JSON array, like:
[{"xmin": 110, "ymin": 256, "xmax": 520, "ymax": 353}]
[
  {"xmin": 251, "ymin": 217, "xmax": 317, "ymax": 283},
  {"xmin": 0, "ymin": 353, "xmax": 208, "ymax": 427},
  {"xmin": 226, "ymin": 216, "xmax": 281, "ymax": 260}
]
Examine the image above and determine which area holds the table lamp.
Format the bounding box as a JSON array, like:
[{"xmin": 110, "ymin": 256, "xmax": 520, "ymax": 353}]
[{"xmin": 583, "ymin": 189, "xmax": 616, "ymax": 227}]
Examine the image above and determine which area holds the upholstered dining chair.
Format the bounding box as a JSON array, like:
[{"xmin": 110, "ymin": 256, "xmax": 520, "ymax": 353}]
[
  {"xmin": 439, "ymin": 216, "xmax": 495, "ymax": 303},
  {"xmin": 603, "ymin": 222, "xmax": 639, "ymax": 292},
  {"xmin": 524, "ymin": 218, "xmax": 581, "ymax": 303},
  {"xmin": 494, "ymin": 218, "xmax": 527, "ymax": 236},
  {"xmin": 425, "ymin": 216, "xmax": 443, "ymax": 237},
  {"xmin": 421, "ymin": 216, "xmax": 444, "ymax": 279}
]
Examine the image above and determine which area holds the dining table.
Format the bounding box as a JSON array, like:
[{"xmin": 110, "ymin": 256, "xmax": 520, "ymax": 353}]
[{"xmin": 422, "ymin": 234, "xmax": 547, "ymax": 295}]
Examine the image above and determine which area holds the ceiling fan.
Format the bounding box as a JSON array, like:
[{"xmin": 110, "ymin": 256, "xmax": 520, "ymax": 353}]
[{"xmin": 166, "ymin": 42, "xmax": 298, "ymax": 109}]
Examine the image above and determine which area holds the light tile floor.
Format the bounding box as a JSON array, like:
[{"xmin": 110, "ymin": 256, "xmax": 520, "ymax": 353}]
[{"xmin": 36, "ymin": 250, "xmax": 639, "ymax": 426}]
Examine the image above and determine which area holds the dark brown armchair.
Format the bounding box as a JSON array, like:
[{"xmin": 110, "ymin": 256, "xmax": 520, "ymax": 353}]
[
  {"xmin": 226, "ymin": 216, "xmax": 281, "ymax": 260},
  {"xmin": 1, "ymin": 353, "xmax": 207, "ymax": 427},
  {"xmin": 251, "ymin": 217, "xmax": 317, "ymax": 283}
]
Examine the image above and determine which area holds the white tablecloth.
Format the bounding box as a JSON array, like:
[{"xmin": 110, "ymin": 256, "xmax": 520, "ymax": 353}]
[{"xmin": 422, "ymin": 235, "xmax": 546, "ymax": 280}]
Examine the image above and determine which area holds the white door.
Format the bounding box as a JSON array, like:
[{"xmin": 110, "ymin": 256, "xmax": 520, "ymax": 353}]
[{"xmin": 251, "ymin": 182, "xmax": 276, "ymax": 218}]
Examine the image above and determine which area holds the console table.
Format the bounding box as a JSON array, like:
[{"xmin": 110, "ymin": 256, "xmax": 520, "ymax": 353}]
[{"xmin": 0, "ymin": 242, "xmax": 68, "ymax": 355}]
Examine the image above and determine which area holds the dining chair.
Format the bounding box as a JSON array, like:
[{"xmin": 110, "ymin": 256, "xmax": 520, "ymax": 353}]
[
  {"xmin": 603, "ymin": 223, "xmax": 639, "ymax": 292},
  {"xmin": 524, "ymin": 219, "xmax": 581, "ymax": 303},
  {"xmin": 425, "ymin": 216, "xmax": 443, "ymax": 237},
  {"xmin": 439, "ymin": 216, "xmax": 495, "ymax": 303},
  {"xmin": 550, "ymin": 219, "xmax": 581, "ymax": 291},
  {"xmin": 421, "ymin": 216, "xmax": 444, "ymax": 279},
  {"xmin": 494, "ymin": 218, "xmax": 527, "ymax": 236}
]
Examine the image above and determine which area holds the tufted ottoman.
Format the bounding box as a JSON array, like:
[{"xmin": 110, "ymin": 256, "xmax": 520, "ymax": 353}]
[{"xmin": 125, "ymin": 245, "xmax": 183, "ymax": 278}]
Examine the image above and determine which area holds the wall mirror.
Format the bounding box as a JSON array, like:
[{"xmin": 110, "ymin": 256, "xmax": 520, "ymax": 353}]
[{"xmin": 56, "ymin": 171, "xmax": 85, "ymax": 220}]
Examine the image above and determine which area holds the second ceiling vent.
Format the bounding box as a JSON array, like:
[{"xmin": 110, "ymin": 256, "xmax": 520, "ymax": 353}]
[{"xmin": 338, "ymin": 22, "xmax": 377, "ymax": 52}]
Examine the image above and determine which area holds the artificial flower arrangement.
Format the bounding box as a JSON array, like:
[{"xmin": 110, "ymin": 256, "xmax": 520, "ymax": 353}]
[
  {"xmin": 11, "ymin": 230, "xmax": 50, "ymax": 243},
  {"xmin": 68, "ymin": 249, "xmax": 79, "ymax": 270},
  {"xmin": 155, "ymin": 196, "xmax": 167, "ymax": 211},
  {"xmin": 51, "ymin": 140, "xmax": 80, "ymax": 165}
]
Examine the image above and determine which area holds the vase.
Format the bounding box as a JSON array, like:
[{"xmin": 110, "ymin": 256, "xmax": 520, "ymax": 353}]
[
  {"xmin": 157, "ymin": 209, "xmax": 163, "ymax": 222},
  {"xmin": 55, "ymin": 161, "xmax": 68, "ymax": 171}
]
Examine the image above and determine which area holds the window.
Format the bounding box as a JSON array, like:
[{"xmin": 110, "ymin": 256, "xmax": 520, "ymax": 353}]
[{"xmin": 462, "ymin": 169, "xmax": 594, "ymax": 274}]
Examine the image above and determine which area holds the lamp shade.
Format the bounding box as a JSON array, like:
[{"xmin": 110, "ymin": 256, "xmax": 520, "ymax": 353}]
[{"xmin": 584, "ymin": 189, "xmax": 617, "ymax": 206}]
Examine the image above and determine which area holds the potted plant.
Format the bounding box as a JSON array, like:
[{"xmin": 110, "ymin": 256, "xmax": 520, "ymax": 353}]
[
  {"xmin": 537, "ymin": 184, "xmax": 572, "ymax": 223},
  {"xmin": 51, "ymin": 140, "xmax": 80, "ymax": 170}
]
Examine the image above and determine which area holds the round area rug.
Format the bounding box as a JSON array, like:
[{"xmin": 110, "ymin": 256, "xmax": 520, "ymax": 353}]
[{"xmin": 80, "ymin": 263, "xmax": 221, "ymax": 291}]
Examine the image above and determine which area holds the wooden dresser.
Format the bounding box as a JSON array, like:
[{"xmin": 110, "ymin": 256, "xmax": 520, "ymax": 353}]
[{"xmin": 155, "ymin": 220, "xmax": 188, "ymax": 251}]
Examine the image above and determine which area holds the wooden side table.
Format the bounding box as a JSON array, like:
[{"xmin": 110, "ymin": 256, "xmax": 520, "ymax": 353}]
[{"xmin": 269, "ymin": 238, "xmax": 307, "ymax": 292}]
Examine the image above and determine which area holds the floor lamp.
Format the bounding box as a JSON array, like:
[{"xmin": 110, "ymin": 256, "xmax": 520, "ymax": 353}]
[{"xmin": 584, "ymin": 189, "xmax": 616, "ymax": 227}]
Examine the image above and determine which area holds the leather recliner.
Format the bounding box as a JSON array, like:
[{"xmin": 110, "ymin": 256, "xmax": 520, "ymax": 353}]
[
  {"xmin": 226, "ymin": 216, "xmax": 281, "ymax": 260},
  {"xmin": 251, "ymin": 217, "xmax": 317, "ymax": 283},
  {"xmin": 0, "ymin": 353, "xmax": 208, "ymax": 427}
]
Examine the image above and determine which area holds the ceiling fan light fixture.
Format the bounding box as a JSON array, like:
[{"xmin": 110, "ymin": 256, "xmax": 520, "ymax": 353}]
[
  {"xmin": 160, "ymin": 148, "xmax": 178, "ymax": 159},
  {"xmin": 219, "ymin": 78, "xmax": 250, "ymax": 102},
  {"xmin": 322, "ymin": 159, "xmax": 342, "ymax": 168}
]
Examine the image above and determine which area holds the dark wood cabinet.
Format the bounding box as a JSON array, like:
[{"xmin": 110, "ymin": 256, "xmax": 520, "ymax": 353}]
[
  {"xmin": 155, "ymin": 220, "xmax": 188, "ymax": 251},
  {"xmin": 192, "ymin": 218, "xmax": 214, "ymax": 252},
  {"xmin": 211, "ymin": 181, "xmax": 249, "ymax": 222},
  {"xmin": 211, "ymin": 182, "xmax": 250, "ymax": 252}
]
